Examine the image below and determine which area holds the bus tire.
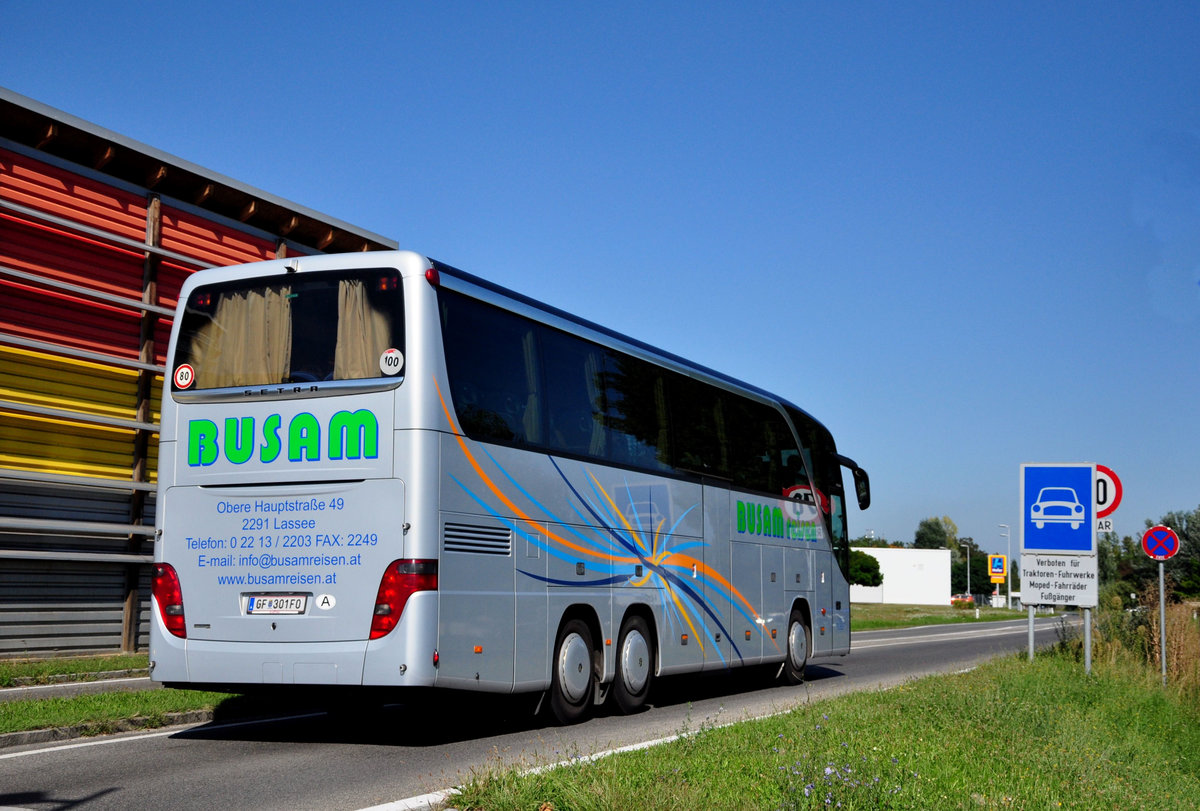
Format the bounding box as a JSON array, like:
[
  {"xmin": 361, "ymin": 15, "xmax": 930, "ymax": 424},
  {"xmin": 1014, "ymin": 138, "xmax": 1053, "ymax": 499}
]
[
  {"xmin": 550, "ymin": 618, "xmax": 595, "ymax": 724},
  {"xmin": 783, "ymin": 608, "xmax": 810, "ymax": 685},
  {"xmin": 611, "ymin": 615, "xmax": 654, "ymax": 714}
]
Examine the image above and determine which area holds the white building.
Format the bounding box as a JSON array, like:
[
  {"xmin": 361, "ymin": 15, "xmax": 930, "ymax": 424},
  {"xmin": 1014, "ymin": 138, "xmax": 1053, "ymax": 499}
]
[{"xmin": 850, "ymin": 548, "xmax": 952, "ymax": 605}]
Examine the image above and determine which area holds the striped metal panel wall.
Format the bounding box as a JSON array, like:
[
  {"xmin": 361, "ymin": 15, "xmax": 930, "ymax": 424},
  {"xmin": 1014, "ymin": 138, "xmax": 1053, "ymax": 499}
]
[{"xmin": 0, "ymin": 145, "xmax": 278, "ymax": 657}]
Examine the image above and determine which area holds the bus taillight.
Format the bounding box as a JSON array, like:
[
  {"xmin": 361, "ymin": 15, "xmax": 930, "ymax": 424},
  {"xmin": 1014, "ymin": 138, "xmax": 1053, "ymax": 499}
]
[
  {"xmin": 152, "ymin": 563, "xmax": 187, "ymax": 639},
  {"xmin": 370, "ymin": 559, "xmax": 438, "ymax": 639}
]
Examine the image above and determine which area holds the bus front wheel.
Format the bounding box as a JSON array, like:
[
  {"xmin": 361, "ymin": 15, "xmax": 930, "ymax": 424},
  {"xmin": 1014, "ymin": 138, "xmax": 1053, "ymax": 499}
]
[
  {"xmin": 783, "ymin": 609, "xmax": 810, "ymax": 685},
  {"xmin": 550, "ymin": 618, "xmax": 595, "ymax": 724},
  {"xmin": 611, "ymin": 615, "xmax": 654, "ymax": 714}
]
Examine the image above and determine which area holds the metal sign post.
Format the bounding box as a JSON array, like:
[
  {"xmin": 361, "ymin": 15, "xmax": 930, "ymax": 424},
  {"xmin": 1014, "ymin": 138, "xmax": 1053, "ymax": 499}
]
[{"xmin": 1142, "ymin": 524, "xmax": 1181, "ymax": 686}]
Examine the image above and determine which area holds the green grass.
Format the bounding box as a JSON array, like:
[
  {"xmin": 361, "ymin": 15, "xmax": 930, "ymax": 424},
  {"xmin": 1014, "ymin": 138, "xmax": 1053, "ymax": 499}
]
[
  {"xmin": 851, "ymin": 602, "xmax": 1026, "ymax": 631},
  {"xmin": 0, "ymin": 653, "xmax": 149, "ymax": 687},
  {"xmin": 450, "ymin": 649, "xmax": 1200, "ymax": 810},
  {"xmin": 0, "ymin": 689, "xmax": 232, "ymax": 735}
]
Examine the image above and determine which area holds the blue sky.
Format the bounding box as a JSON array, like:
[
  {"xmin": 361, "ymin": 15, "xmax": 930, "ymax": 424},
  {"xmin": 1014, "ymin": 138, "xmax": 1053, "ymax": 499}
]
[{"xmin": 4, "ymin": 2, "xmax": 1199, "ymax": 557}]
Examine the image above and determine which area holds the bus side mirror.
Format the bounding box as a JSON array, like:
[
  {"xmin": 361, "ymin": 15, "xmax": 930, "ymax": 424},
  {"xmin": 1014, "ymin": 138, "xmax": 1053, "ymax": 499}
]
[
  {"xmin": 835, "ymin": 454, "xmax": 871, "ymax": 511},
  {"xmin": 851, "ymin": 467, "xmax": 870, "ymax": 511}
]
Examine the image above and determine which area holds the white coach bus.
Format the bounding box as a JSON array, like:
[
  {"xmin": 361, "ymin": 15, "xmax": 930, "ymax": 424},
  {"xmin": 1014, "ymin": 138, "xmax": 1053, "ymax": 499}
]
[{"xmin": 150, "ymin": 250, "xmax": 870, "ymax": 723}]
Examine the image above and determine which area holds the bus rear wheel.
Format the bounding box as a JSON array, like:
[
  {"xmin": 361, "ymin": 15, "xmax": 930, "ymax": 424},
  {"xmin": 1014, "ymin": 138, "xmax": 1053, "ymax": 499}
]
[
  {"xmin": 783, "ymin": 608, "xmax": 810, "ymax": 685},
  {"xmin": 549, "ymin": 619, "xmax": 595, "ymax": 724},
  {"xmin": 611, "ymin": 615, "xmax": 654, "ymax": 714}
]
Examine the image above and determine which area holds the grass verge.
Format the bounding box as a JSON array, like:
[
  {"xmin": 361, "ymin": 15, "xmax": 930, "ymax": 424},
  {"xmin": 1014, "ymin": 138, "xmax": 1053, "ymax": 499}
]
[
  {"xmin": 851, "ymin": 602, "xmax": 1026, "ymax": 630},
  {"xmin": 450, "ymin": 648, "xmax": 1200, "ymax": 810},
  {"xmin": 0, "ymin": 689, "xmax": 231, "ymax": 736},
  {"xmin": 0, "ymin": 653, "xmax": 149, "ymax": 687}
]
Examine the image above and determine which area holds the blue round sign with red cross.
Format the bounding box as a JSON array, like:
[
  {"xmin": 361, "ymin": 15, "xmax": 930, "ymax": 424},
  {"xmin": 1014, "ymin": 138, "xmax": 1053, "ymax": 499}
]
[{"xmin": 1142, "ymin": 525, "xmax": 1180, "ymax": 561}]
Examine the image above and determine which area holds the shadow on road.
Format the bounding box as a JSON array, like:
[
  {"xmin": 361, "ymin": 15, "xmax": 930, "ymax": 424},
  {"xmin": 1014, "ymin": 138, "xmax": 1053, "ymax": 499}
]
[{"xmin": 171, "ymin": 662, "xmax": 847, "ymax": 748}]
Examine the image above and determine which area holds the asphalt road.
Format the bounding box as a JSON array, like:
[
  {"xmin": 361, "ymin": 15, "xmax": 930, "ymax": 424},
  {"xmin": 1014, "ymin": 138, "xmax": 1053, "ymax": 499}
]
[{"xmin": 0, "ymin": 615, "xmax": 1068, "ymax": 811}]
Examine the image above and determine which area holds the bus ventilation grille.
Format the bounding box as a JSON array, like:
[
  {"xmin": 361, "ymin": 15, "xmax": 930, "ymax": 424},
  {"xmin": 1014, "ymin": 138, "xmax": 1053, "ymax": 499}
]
[{"xmin": 443, "ymin": 523, "xmax": 513, "ymax": 556}]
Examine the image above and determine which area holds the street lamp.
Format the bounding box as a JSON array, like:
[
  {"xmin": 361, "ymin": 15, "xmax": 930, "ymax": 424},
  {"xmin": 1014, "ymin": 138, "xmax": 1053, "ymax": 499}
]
[
  {"xmin": 960, "ymin": 541, "xmax": 971, "ymax": 599},
  {"xmin": 999, "ymin": 524, "xmax": 1011, "ymax": 610}
]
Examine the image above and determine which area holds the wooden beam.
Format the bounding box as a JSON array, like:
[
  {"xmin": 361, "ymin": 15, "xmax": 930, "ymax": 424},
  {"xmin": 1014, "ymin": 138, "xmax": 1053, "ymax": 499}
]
[
  {"xmin": 239, "ymin": 199, "xmax": 257, "ymax": 222},
  {"xmin": 194, "ymin": 183, "xmax": 213, "ymax": 206},
  {"xmin": 146, "ymin": 165, "xmax": 167, "ymax": 188},
  {"xmin": 316, "ymin": 228, "xmax": 335, "ymax": 250},
  {"xmin": 94, "ymin": 144, "xmax": 116, "ymax": 170},
  {"xmin": 36, "ymin": 123, "xmax": 58, "ymax": 150},
  {"xmin": 278, "ymin": 215, "xmax": 299, "ymax": 236}
]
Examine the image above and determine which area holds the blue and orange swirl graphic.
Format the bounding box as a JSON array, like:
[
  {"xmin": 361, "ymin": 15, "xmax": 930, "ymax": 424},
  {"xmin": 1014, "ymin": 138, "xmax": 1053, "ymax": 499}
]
[{"xmin": 435, "ymin": 378, "xmax": 778, "ymax": 664}]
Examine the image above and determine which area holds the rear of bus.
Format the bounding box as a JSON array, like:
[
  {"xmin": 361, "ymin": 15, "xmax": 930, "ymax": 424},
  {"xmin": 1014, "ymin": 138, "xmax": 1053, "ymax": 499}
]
[{"xmin": 150, "ymin": 251, "xmax": 439, "ymax": 690}]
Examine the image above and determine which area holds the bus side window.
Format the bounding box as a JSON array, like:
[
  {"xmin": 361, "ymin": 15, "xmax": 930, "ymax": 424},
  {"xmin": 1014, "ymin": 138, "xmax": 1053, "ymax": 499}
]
[
  {"xmin": 603, "ymin": 353, "xmax": 670, "ymax": 471},
  {"xmin": 542, "ymin": 329, "xmax": 606, "ymax": 457},
  {"xmin": 441, "ymin": 291, "xmax": 541, "ymax": 444},
  {"xmin": 669, "ymin": 373, "xmax": 728, "ymax": 479}
]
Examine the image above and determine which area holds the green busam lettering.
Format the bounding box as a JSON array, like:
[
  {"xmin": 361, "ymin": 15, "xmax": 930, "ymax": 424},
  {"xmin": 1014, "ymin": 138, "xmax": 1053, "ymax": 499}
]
[
  {"xmin": 187, "ymin": 410, "xmax": 379, "ymax": 466},
  {"xmin": 735, "ymin": 500, "xmax": 818, "ymax": 542}
]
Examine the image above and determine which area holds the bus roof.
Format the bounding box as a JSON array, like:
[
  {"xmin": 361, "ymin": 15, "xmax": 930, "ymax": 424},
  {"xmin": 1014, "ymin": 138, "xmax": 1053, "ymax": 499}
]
[{"xmin": 429, "ymin": 257, "xmax": 831, "ymax": 440}]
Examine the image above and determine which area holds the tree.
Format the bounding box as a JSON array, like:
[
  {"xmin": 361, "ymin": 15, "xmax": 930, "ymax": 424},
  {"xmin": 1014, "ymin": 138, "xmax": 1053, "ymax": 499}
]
[
  {"xmin": 950, "ymin": 536, "xmax": 989, "ymax": 595},
  {"xmin": 851, "ymin": 534, "xmax": 892, "ymax": 548},
  {"xmin": 849, "ymin": 549, "xmax": 883, "ymax": 587},
  {"xmin": 1096, "ymin": 505, "xmax": 1200, "ymax": 600},
  {"xmin": 913, "ymin": 517, "xmax": 948, "ymax": 549},
  {"xmin": 1154, "ymin": 507, "xmax": 1200, "ymax": 597},
  {"xmin": 939, "ymin": 516, "xmax": 959, "ymax": 547}
]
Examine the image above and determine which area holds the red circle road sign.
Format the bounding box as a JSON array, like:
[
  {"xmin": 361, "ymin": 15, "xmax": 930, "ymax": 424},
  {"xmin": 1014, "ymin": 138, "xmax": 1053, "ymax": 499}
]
[
  {"xmin": 1096, "ymin": 464, "xmax": 1122, "ymax": 519},
  {"xmin": 1142, "ymin": 525, "xmax": 1180, "ymax": 561}
]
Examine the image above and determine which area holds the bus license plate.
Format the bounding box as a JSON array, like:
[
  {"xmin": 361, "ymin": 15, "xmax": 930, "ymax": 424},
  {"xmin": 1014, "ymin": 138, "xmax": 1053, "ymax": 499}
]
[{"xmin": 246, "ymin": 595, "xmax": 307, "ymax": 615}]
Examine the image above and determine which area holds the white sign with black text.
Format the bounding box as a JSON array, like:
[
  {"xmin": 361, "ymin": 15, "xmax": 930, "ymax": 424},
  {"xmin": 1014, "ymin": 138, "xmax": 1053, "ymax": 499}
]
[{"xmin": 1020, "ymin": 553, "xmax": 1099, "ymax": 607}]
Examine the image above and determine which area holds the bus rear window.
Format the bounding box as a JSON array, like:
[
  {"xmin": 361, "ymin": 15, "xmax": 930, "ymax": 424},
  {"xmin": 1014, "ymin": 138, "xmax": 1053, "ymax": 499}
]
[{"xmin": 172, "ymin": 268, "xmax": 404, "ymax": 391}]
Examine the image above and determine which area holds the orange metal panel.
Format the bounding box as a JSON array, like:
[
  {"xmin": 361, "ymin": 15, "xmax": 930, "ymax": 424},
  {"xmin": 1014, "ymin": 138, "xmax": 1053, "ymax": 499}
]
[
  {"xmin": 160, "ymin": 205, "xmax": 275, "ymax": 268},
  {"xmin": 0, "ymin": 148, "xmax": 147, "ymax": 243}
]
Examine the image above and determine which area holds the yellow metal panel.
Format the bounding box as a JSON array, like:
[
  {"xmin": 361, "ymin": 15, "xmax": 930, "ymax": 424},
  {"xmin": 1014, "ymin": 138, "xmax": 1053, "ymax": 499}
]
[
  {"xmin": 1, "ymin": 344, "xmax": 163, "ymax": 424},
  {"xmin": 1, "ymin": 412, "xmax": 133, "ymax": 479}
]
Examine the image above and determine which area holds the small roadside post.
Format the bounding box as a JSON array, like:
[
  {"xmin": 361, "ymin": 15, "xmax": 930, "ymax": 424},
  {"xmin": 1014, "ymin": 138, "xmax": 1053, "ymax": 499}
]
[{"xmin": 1141, "ymin": 524, "xmax": 1181, "ymax": 686}]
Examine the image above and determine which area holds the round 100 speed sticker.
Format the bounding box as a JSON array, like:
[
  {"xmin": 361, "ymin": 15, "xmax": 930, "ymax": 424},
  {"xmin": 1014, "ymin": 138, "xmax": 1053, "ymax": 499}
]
[{"xmin": 379, "ymin": 348, "xmax": 404, "ymax": 376}]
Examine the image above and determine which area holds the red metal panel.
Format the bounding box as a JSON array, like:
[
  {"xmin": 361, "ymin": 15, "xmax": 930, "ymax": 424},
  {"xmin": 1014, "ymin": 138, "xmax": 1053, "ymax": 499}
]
[
  {"xmin": 156, "ymin": 261, "xmax": 191, "ymax": 312},
  {"xmin": 0, "ymin": 148, "xmax": 147, "ymax": 243},
  {"xmin": 0, "ymin": 277, "xmax": 141, "ymax": 359},
  {"xmin": 161, "ymin": 205, "xmax": 275, "ymax": 268},
  {"xmin": 0, "ymin": 212, "xmax": 145, "ymax": 300}
]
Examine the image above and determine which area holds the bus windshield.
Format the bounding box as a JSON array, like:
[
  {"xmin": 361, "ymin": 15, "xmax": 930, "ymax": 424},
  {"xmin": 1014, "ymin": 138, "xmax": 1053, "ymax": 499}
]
[{"xmin": 172, "ymin": 267, "xmax": 404, "ymax": 391}]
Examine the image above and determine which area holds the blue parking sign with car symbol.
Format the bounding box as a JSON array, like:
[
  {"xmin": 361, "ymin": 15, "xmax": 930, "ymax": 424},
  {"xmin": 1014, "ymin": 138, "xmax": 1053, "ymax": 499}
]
[{"xmin": 1021, "ymin": 464, "xmax": 1095, "ymax": 553}]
